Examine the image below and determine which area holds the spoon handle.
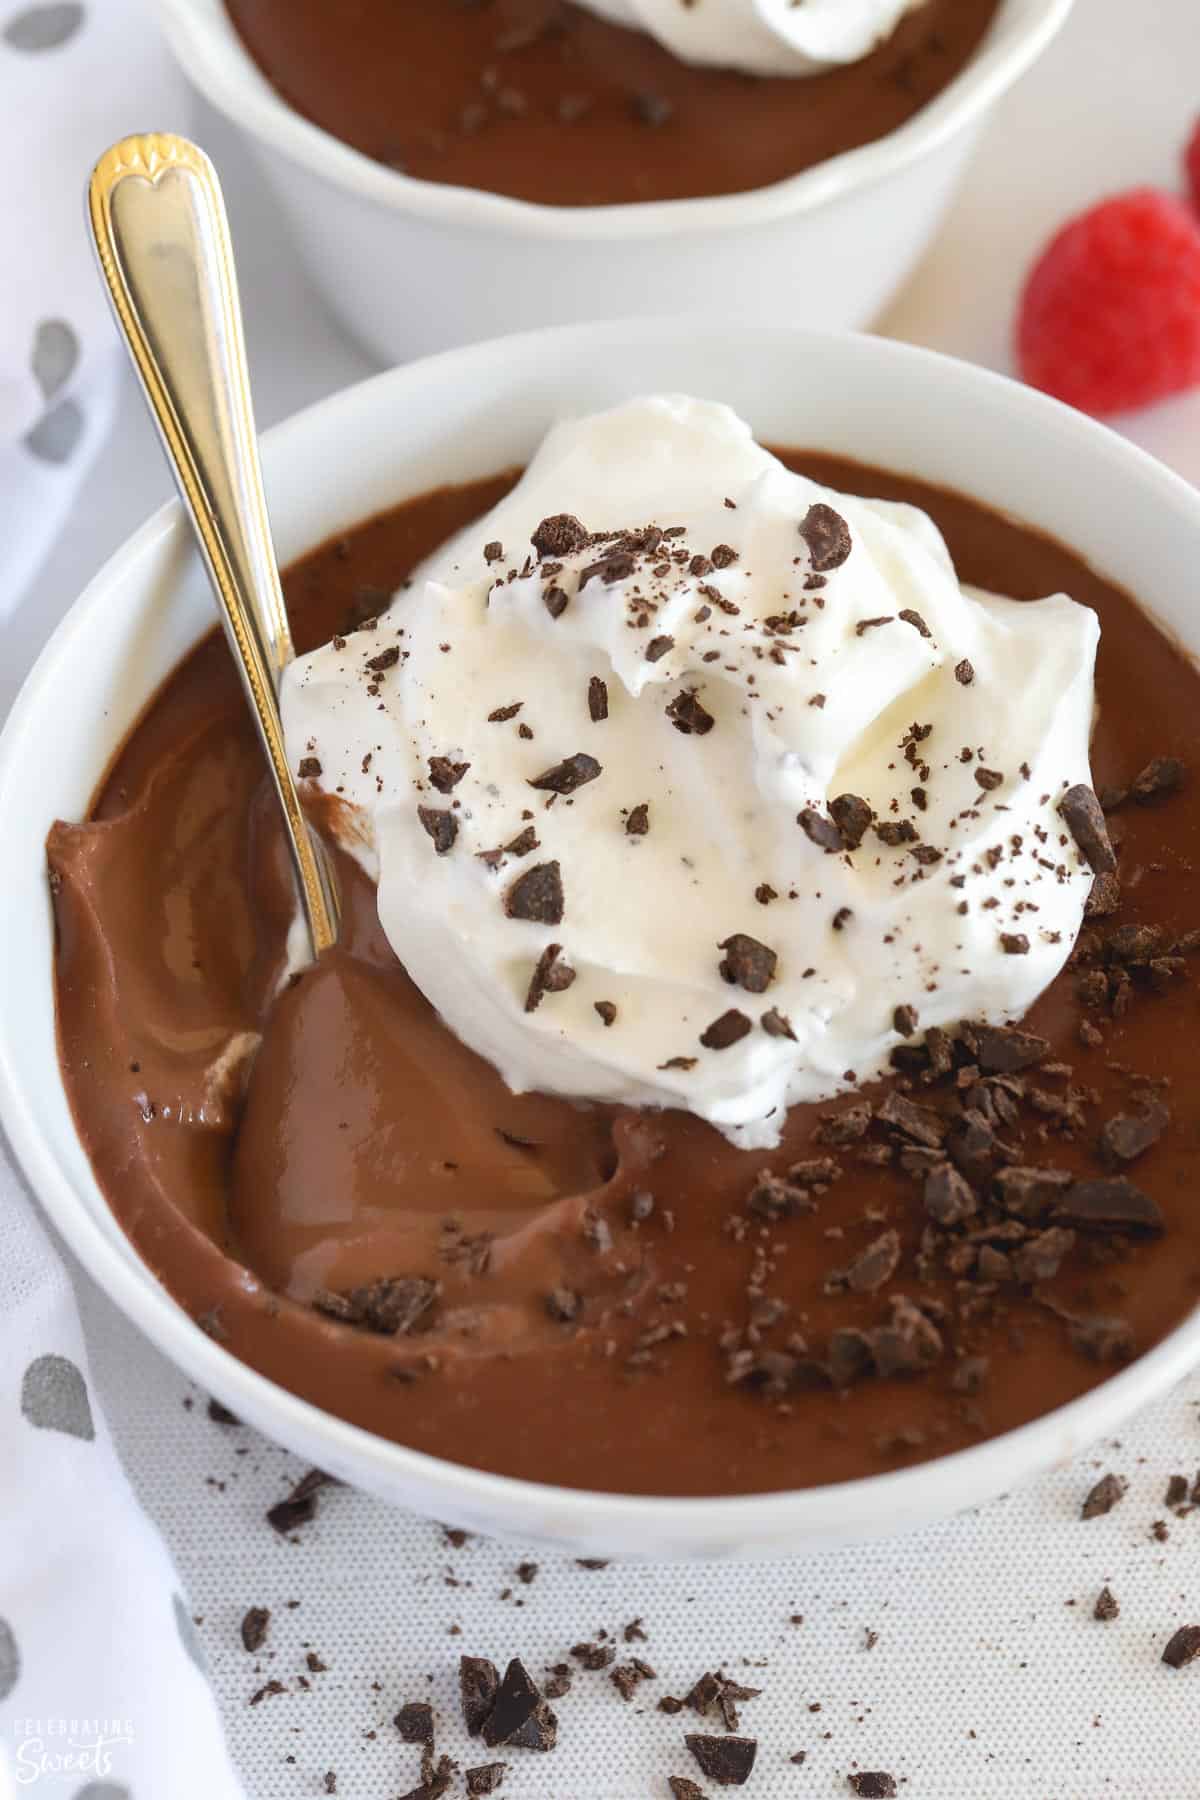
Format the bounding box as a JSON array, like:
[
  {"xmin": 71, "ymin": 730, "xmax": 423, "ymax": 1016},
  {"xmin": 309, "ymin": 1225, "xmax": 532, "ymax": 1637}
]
[{"xmin": 88, "ymin": 132, "xmax": 339, "ymax": 957}]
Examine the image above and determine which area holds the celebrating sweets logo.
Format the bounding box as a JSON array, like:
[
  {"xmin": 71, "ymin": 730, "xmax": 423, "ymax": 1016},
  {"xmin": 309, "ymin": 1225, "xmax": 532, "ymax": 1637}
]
[{"xmin": 7, "ymin": 1717, "xmax": 135, "ymax": 1787}]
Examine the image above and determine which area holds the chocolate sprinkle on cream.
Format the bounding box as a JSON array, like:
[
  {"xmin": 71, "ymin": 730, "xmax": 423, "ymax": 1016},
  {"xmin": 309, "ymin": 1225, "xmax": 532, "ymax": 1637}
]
[
  {"xmin": 718, "ymin": 933, "xmax": 777, "ymax": 993},
  {"xmin": 646, "ymin": 634, "xmax": 675, "ymax": 662},
  {"xmin": 488, "ymin": 703, "xmax": 523, "ymax": 723},
  {"xmin": 899, "ymin": 608, "xmax": 932, "ymax": 638},
  {"xmin": 594, "ymin": 1000, "xmax": 617, "ymax": 1026},
  {"xmin": 955, "ymin": 659, "xmax": 975, "ymax": 685},
  {"xmin": 528, "ymin": 753, "xmax": 601, "ymax": 794},
  {"xmin": 297, "ymin": 756, "xmax": 322, "ymax": 779},
  {"xmin": 525, "ymin": 943, "xmax": 575, "ymax": 1013},
  {"xmin": 626, "ymin": 803, "xmax": 650, "ymax": 836},
  {"xmin": 667, "ymin": 689, "xmax": 715, "ymax": 735},
  {"xmin": 761, "ymin": 1008, "xmax": 796, "ymax": 1040},
  {"xmin": 588, "ymin": 676, "xmax": 609, "ymax": 722},
  {"xmin": 855, "ymin": 615, "xmax": 894, "ymax": 636},
  {"xmin": 700, "ymin": 1009, "xmax": 753, "ymax": 1051},
  {"xmin": 531, "ymin": 514, "xmax": 588, "ymax": 559},
  {"xmin": 830, "ymin": 793, "xmax": 872, "ymax": 850},
  {"xmin": 1059, "ymin": 785, "xmax": 1117, "ymax": 874},
  {"xmin": 974, "ymin": 766, "xmax": 1004, "ymax": 791},
  {"xmin": 428, "ymin": 756, "xmax": 469, "ymax": 793},
  {"xmin": 799, "ymin": 807, "xmax": 844, "ymax": 853},
  {"xmin": 418, "ymin": 807, "xmax": 458, "ymax": 854},
  {"xmin": 799, "ymin": 502, "xmax": 852, "ymax": 572},
  {"xmin": 505, "ymin": 861, "xmax": 564, "ymax": 925},
  {"xmin": 1000, "ymin": 933, "xmax": 1030, "ymax": 955}
]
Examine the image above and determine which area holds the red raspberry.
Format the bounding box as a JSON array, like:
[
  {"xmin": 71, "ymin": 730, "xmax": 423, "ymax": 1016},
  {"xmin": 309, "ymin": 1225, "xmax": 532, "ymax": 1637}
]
[
  {"xmin": 1016, "ymin": 188, "xmax": 1200, "ymax": 416},
  {"xmin": 1186, "ymin": 116, "xmax": 1200, "ymax": 216}
]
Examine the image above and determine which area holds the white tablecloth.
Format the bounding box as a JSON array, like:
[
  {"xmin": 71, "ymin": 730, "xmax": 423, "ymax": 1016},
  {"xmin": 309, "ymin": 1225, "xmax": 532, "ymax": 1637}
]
[{"xmin": 9, "ymin": 1, "xmax": 1200, "ymax": 1794}]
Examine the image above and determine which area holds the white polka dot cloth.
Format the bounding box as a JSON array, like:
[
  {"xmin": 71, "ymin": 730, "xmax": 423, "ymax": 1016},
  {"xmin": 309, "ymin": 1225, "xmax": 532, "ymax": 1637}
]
[{"xmin": 0, "ymin": 0, "xmax": 186, "ymax": 613}]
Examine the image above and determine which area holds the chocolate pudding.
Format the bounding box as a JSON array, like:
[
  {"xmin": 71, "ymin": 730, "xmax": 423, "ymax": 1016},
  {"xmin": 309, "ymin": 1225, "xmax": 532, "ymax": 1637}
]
[
  {"xmin": 50, "ymin": 452, "xmax": 1200, "ymax": 1498},
  {"xmin": 224, "ymin": 0, "xmax": 1002, "ymax": 206}
]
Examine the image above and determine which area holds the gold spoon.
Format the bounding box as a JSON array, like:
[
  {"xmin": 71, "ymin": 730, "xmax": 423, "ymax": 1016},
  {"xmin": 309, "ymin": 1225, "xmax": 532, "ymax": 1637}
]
[{"xmin": 88, "ymin": 132, "xmax": 339, "ymax": 959}]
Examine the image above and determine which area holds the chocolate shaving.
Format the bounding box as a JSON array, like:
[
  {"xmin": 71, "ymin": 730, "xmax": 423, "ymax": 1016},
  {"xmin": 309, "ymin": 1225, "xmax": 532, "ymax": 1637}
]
[
  {"xmin": 973, "ymin": 1024, "xmax": 1050, "ymax": 1074},
  {"xmin": 874, "ymin": 820, "xmax": 918, "ymax": 847},
  {"xmin": 799, "ymin": 807, "xmax": 844, "ymax": 853},
  {"xmin": 595, "ymin": 1000, "xmax": 617, "ymax": 1026},
  {"xmin": 667, "ymin": 689, "xmax": 715, "ymax": 735},
  {"xmin": 1163, "ymin": 1626, "xmax": 1200, "ymax": 1668},
  {"xmin": 503, "ymin": 826, "xmax": 539, "ymax": 858},
  {"xmin": 830, "ymin": 793, "xmax": 872, "ymax": 850},
  {"xmin": 528, "ymin": 753, "xmax": 601, "ymax": 794},
  {"xmin": 297, "ymin": 756, "xmax": 322, "ymax": 779},
  {"xmin": 855, "ymin": 615, "xmax": 894, "ymax": 636},
  {"xmin": 974, "ymin": 766, "xmax": 1004, "ymax": 791},
  {"xmin": 1094, "ymin": 1586, "xmax": 1120, "ymax": 1622},
  {"xmin": 505, "ymin": 861, "xmax": 564, "ymax": 925},
  {"xmin": 924, "ymin": 1162, "xmax": 977, "ymax": 1226},
  {"xmin": 761, "ymin": 1008, "xmax": 796, "ymax": 1040},
  {"xmin": 700, "ymin": 1009, "xmax": 753, "ymax": 1051},
  {"xmin": 460, "ymin": 1658, "xmax": 501, "ymax": 1736},
  {"xmin": 646, "ymin": 634, "xmax": 674, "ymax": 662},
  {"xmin": 465, "ymin": 1766, "xmax": 507, "ymax": 1796},
  {"xmin": 837, "ymin": 1229, "xmax": 901, "ymax": 1295},
  {"xmin": 314, "ymin": 1276, "xmax": 439, "ymax": 1336},
  {"xmin": 899, "ymin": 608, "xmax": 932, "ymax": 638},
  {"xmin": 588, "ymin": 676, "xmax": 609, "ymax": 721},
  {"xmin": 893, "ymin": 1004, "xmax": 918, "ymax": 1038},
  {"xmin": 525, "ymin": 943, "xmax": 575, "ymax": 1013},
  {"xmin": 626, "ymin": 803, "xmax": 650, "ymax": 836},
  {"xmin": 1000, "ymin": 933, "xmax": 1030, "ymax": 956},
  {"xmin": 718, "ymin": 933, "xmax": 777, "ymax": 993},
  {"xmin": 395, "ymin": 1702, "xmax": 434, "ymax": 1745},
  {"xmin": 1058, "ymin": 785, "xmax": 1117, "ymax": 874},
  {"xmin": 685, "ymin": 1734, "xmax": 758, "ymax": 1786},
  {"xmin": 418, "ymin": 806, "xmax": 458, "ymax": 854},
  {"xmin": 543, "ymin": 586, "xmax": 568, "ymax": 619},
  {"xmin": 1053, "ymin": 1176, "xmax": 1163, "ymax": 1236},
  {"xmin": 488, "ymin": 703, "xmax": 523, "ymax": 723},
  {"xmin": 1131, "ymin": 756, "xmax": 1185, "ymax": 804},
  {"xmin": 667, "ymin": 1782, "xmax": 704, "ymax": 1800},
  {"xmin": 480, "ymin": 1659, "xmax": 557, "ymax": 1752},
  {"xmin": 799, "ymin": 502, "xmax": 852, "ymax": 572},
  {"xmin": 1099, "ymin": 1101, "xmax": 1169, "ymax": 1166},
  {"xmin": 428, "ymin": 756, "xmax": 469, "ymax": 793},
  {"xmin": 1068, "ymin": 1313, "xmax": 1135, "ymax": 1362},
  {"xmin": 266, "ymin": 1468, "xmax": 339, "ymax": 1537},
  {"xmin": 955, "ymin": 659, "xmax": 974, "ymax": 685},
  {"xmin": 366, "ymin": 645, "xmax": 400, "ymax": 673},
  {"xmin": 531, "ymin": 514, "xmax": 588, "ymax": 559},
  {"xmin": 241, "ymin": 1606, "xmax": 269, "ymax": 1652},
  {"xmin": 849, "ymin": 1778, "xmax": 897, "ymax": 1798}
]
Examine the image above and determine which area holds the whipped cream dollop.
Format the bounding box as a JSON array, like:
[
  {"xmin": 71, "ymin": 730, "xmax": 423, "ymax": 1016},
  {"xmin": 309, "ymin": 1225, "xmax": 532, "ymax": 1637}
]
[
  {"xmin": 282, "ymin": 397, "xmax": 1100, "ymax": 1149},
  {"xmin": 579, "ymin": 0, "xmax": 928, "ymax": 79}
]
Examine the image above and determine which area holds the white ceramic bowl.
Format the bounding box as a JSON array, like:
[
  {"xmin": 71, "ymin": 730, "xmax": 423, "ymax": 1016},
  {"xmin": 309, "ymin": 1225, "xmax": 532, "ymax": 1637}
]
[
  {"xmin": 151, "ymin": 0, "xmax": 1072, "ymax": 361},
  {"xmin": 4, "ymin": 321, "xmax": 1200, "ymax": 1559}
]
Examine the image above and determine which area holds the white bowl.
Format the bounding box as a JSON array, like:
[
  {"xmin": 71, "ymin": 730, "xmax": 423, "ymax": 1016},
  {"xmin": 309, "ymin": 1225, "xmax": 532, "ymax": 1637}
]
[
  {"xmin": 4, "ymin": 321, "xmax": 1200, "ymax": 1558},
  {"xmin": 151, "ymin": 0, "xmax": 1072, "ymax": 361}
]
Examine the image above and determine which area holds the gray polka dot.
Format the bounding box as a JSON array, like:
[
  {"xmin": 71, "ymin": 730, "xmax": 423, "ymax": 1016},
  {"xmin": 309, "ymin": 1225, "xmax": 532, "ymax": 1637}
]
[
  {"xmin": 172, "ymin": 1592, "xmax": 208, "ymax": 1675},
  {"xmin": 31, "ymin": 318, "xmax": 78, "ymax": 402},
  {"xmin": 20, "ymin": 1352, "xmax": 95, "ymax": 1440},
  {"xmin": 75, "ymin": 1787, "xmax": 130, "ymax": 1800},
  {"xmin": 3, "ymin": 3, "xmax": 84, "ymax": 49},
  {"xmin": 24, "ymin": 396, "xmax": 84, "ymax": 465},
  {"xmin": 0, "ymin": 1618, "xmax": 19, "ymax": 1702}
]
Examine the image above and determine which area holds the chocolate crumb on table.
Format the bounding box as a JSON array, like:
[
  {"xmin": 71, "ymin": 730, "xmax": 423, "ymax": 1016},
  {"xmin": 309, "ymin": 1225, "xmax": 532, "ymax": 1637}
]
[
  {"xmin": 265, "ymin": 1467, "xmax": 340, "ymax": 1537},
  {"xmin": 465, "ymin": 1765, "xmax": 507, "ymax": 1795},
  {"xmin": 1162, "ymin": 1625, "xmax": 1200, "ymax": 1668},
  {"xmin": 239, "ymin": 1605, "xmax": 270, "ymax": 1652},
  {"xmin": 395, "ymin": 1700, "xmax": 435, "ymax": 1744},
  {"xmin": 1081, "ymin": 1472, "xmax": 1127, "ymax": 1520},
  {"xmin": 685, "ymin": 1733, "xmax": 758, "ymax": 1785},
  {"xmin": 1094, "ymin": 1585, "xmax": 1120, "ymax": 1622},
  {"xmin": 849, "ymin": 1776, "xmax": 898, "ymax": 1798}
]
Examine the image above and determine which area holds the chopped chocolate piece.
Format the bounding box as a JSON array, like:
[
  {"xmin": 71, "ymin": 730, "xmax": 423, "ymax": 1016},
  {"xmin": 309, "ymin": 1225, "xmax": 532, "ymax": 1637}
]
[
  {"xmin": 266, "ymin": 1468, "xmax": 339, "ymax": 1536},
  {"xmin": 711, "ymin": 543, "xmax": 738, "ymax": 568},
  {"xmin": 667, "ymin": 689, "xmax": 715, "ymax": 735},
  {"xmin": 799, "ymin": 502, "xmax": 852, "ymax": 571},
  {"xmin": 974, "ymin": 766, "xmax": 1004, "ymax": 791},
  {"xmin": 503, "ymin": 826, "xmax": 539, "ymax": 858},
  {"xmin": 395, "ymin": 1701, "xmax": 435, "ymax": 1745},
  {"xmin": 799, "ymin": 807, "xmax": 844, "ymax": 853},
  {"xmin": 483, "ymin": 540, "xmax": 503, "ymax": 564},
  {"xmin": 1099, "ymin": 1101, "xmax": 1169, "ymax": 1167},
  {"xmin": 366, "ymin": 644, "xmax": 401, "ymax": 673},
  {"xmin": 543, "ymin": 585, "xmax": 568, "ymax": 620},
  {"xmin": 505, "ymin": 861, "xmax": 564, "ymax": 925},
  {"xmin": 1069, "ymin": 1313, "xmax": 1135, "ymax": 1362},
  {"xmin": 830, "ymin": 792, "xmax": 873, "ymax": 850},
  {"xmin": 700, "ymin": 1009, "xmax": 753, "ymax": 1050},
  {"xmin": 1058, "ymin": 785, "xmax": 1117, "ymax": 874},
  {"xmin": 849, "ymin": 1777, "xmax": 897, "ymax": 1798},
  {"xmin": 994, "ymin": 1165, "xmax": 1073, "ymax": 1220},
  {"xmin": 418, "ymin": 806, "xmax": 459, "ymax": 855},
  {"xmin": 686, "ymin": 1734, "xmax": 758, "ymax": 1786},
  {"xmin": 1131, "ymin": 756, "xmax": 1185, "ymax": 804},
  {"xmin": 488, "ymin": 703, "xmax": 523, "ymax": 723},
  {"xmin": 571, "ymin": 1641, "xmax": 616, "ymax": 1670},
  {"xmin": 855, "ymin": 615, "xmax": 894, "ymax": 636},
  {"xmin": 460, "ymin": 1656, "xmax": 501, "ymax": 1737},
  {"xmin": 626, "ymin": 802, "xmax": 650, "ymax": 836},
  {"xmin": 893, "ymin": 1004, "xmax": 919, "ymax": 1039},
  {"xmin": 466, "ymin": 1766, "xmax": 507, "ymax": 1796},
  {"xmin": 761, "ymin": 1007, "xmax": 796, "ymax": 1040},
  {"xmin": 1000, "ymin": 933, "xmax": 1030, "ymax": 956},
  {"xmin": 610, "ymin": 1660, "xmax": 655, "ymax": 1701},
  {"xmin": 528, "ymin": 752, "xmax": 601, "ymax": 795},
  {"xmin": 667, "ymin": 1782, "xmax": 704, "ymax": 1800},
  {"xmin": 595, "ymin": 1000, "xmax": 617, "ymax": 1026},
  {"xmin": 544, "ymin": 1286, "xmax": 581, "ymax": 1324},
  {"xmin": 718, "ymin": 933, "xmax": 777, "ymax": 993},
  {"xmin": 832, "ymin": 906, "xmax": 853, "ymax": 931},
  {"xmin": 297, "ymin": 756, "xmax": 322, "ymax": 779},
  {"xmin": 973, "ymin": 1024, "xmax": 1050, "ymax": 1074},
  {"xmin": 1094, "ymin": 1586, "xmax": 1120, "ymax": 1622},
  {"xmin": 924, "ymin": 1162, "xmax": 977, "ymax": 1227},
  {"xmin": 747, "ymin": 1173, "xmax": 815, "ymax": 1221},
  {"xmin": 899, "ymin": 608, "xmax": 932, "ymax": 638},
  {"xmin": 207, "ymin": 1398, "xmax": 240, "ymax": 1427},
  {"xmin": 428, "ymin": 755, "xmax": 469, "ymax": 794},
  {"xmin": 524, "ymin": 943, "xmax": 575, "ymax": 1014},
  {"xmin": 869, "ymin": 1295, "xmax": 943, "ymax": 1378},
  {"xmin": 542, "ymin": 1664, "xmax": 572, "ymax": 1700},
  {"xmin": 955, "ymin": 659, "xmax": 975, "ymax": 685},
  {"xmin": 1163, "ymin": 1626, "xmax": 1200, "ymax": 1668},
  {"xmin": 877, "ymin": 1090, "xmax": 946, "ymax": 1148},
  {"xmin": 1081, "ymin": 1471, "xmax": 1127, "ymax": 1519},
  {"xmin": 818, "ymin": 1102, "xmax": 873, "ymax": 1145},
  {"xmin": 1167, "ymin": 1474, "xmax": 1190, "ymax": 1509},
  {"xmin": 531, "ymin": 514, "xmax": 588, "ymax": 559},
  {"xmin": 1012, "ymin": 1226, "xmax": 1075, "ymax": 1284},
  {"xmin": 646, "ymin": 634, "xmax": 675, "ymax": 662},
  {"xmin": 841, "ymin": 1229, "xmax": 901, "ymax": 1295},
  {"xmin": 240, "ymin": 1606, "xmax": 270, "ymax": 1653},
  {"xmin": 874, "ymin": 820, "xmax": 918, "ymax": 847},
  {"xmin": 588, "ymin": 675, "xmax": 609, "ymax": 721},
  {"xmin": 660, "ymin": 1056, "xmax": 698, "ymax": 1071},
  {"xmin": 1053, "ymin": 1177, "xmax": 1163, "ymax": 1236}
]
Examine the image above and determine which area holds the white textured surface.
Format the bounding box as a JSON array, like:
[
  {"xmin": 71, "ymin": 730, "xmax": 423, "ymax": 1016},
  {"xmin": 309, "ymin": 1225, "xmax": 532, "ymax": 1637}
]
[{"xmin": 8, "ymin": 0, "xmax": 1200, "ymax": 1793}]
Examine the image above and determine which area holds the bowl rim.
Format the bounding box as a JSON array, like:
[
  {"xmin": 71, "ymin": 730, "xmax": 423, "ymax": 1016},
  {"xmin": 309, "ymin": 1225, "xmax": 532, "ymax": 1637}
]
[
  {"xmin": 6, "ymin": 319, "xmax": 1200, "ymax": 1551},
  {"xmin": 150, "ymin": 0, "xmax": 1075, "ymax": 241}
]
